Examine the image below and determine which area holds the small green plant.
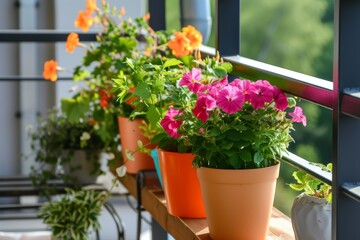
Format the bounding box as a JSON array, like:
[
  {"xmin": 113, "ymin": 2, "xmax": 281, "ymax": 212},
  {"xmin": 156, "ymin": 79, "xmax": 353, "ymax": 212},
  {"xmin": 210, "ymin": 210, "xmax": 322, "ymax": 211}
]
[
  {"xmin": 28, "ymin": 108, "xmax": 109, "ymax": 197},
  {"xmin": 38, "ymin": 189, "xmax": 108, "ymax": 240},
  {"xmin": 289, "ymin": 163, "xmax": 332, "ymax": 203}
]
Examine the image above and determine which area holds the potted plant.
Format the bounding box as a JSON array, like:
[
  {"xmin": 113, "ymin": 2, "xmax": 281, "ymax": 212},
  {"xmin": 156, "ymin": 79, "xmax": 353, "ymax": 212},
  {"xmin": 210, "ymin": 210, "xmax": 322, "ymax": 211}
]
[
  {"xmin": 112, "ymin": 24, "xmax": 203, "ymax": 174},
  {"xmin": 38, "ymin": 188, "xmax": 108, "ymax": 240},
  {"xmin": 28, "ymin": 108, "xmax": 108, "ymax": 197},
  {"xmin": 289, "ymin": 163, "xmax": 332, "ymax": 240},
  {"xmin": 42, "ymin": 0, "xmax": 159, "ymax": 175},
  {"xmin": 156, "ymin": 53, "xmax": 307, "ymax": 239}
]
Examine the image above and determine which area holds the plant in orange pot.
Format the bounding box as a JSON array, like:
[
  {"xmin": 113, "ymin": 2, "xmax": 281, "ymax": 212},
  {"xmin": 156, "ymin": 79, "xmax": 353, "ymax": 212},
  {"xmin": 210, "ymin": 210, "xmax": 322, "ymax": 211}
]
[
  {"xmin": 113, "ymin": 30, "xmax": 210, "ymax": 218},
  {"xmin": 113, "ymin": 25, "xmax": 203, "ymax": 175},
  {"xmin": 159, "ymin": 54, "xmax": 307, "ymax": 239}
]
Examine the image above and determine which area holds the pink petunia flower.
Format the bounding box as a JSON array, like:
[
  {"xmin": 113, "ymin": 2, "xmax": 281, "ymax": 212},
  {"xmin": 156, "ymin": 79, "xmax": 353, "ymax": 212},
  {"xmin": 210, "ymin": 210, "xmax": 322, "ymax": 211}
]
[
  {"xmin": 193, "ymin": 95, "xmax": 216, "ymax": 122},
  {"xmin": 160, "ymin": 106, "xmax": 184, "ymax": 138},
  {"xmin": 273, "ymin": 86, "xmax": 288, "ymax": 111},
  {"xmin": 216, "ymin": 76, "xmax": 229, "ymax": 87},
  {"xmin": 231, "ymin": 79, "xmax": 252, "ymax": 102},
  {"xmin": 179, "ymin": 68, "xmax": 203, "ymax": 93},
  {"xmin": 216, "ymin": 85, "xmax": 245, "ymax": 114},
  {"xmin": 289, "ymin": 106, "xmax": 307, "ymax": 126},
  {"xmin": 248, "ymin": 80, "xmax": 274, "ymax": 109}
]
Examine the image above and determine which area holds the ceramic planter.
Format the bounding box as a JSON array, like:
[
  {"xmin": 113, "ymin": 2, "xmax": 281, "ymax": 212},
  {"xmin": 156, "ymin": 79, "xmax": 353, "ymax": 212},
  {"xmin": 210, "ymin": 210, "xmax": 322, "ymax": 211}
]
[
  {"xmin": 291, "ymin": 193, "xmax": 331, "ymax": 240},
  {"xmin": 62, "ymin": 150, "xmax": 100, "ymax": 185},
  {"xmin": 150, "ymin": 149, "xmax": 163, "ymax": 187},
  {"xmin": 117, "ymin": 116, "xmax": 155, "ymax": 174},
  {"xmin": 197, "ymin": 163, "xmax": 280, "ymax": 240},
  {"xmin": 158, "ymin": 149, "xmax": 206, "ymax": 218}
]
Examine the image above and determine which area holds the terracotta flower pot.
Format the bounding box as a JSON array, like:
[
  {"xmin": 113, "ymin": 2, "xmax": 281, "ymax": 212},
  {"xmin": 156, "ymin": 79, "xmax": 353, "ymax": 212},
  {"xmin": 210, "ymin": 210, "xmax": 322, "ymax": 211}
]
[
  {"xmin": 197, "ymin": 163, "xmax": 280, "ymax": 240},
  {"xmin": 117, "ymin": 117, "xmax": 155, "ymax": 174},
  {"xmin": 158, "ymin": 149, "xmax": 206, "ymax": 218},
  {"xmin": 291, "ymin": 193, "xmax": 331, "ymax": 240}
]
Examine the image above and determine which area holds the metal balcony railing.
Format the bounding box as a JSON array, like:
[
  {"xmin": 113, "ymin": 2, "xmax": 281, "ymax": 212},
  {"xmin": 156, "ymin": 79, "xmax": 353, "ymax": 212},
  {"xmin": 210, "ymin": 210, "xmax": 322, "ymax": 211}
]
[{"xmin": 1, "ymin": 0, "xmax": 360, "ymax": 239}]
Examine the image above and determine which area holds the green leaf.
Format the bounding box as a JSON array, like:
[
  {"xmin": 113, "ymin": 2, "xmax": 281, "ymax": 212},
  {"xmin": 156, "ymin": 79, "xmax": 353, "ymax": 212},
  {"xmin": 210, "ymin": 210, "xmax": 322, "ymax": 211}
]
[
  {"xmin": 289, "ymin": 183, "xmax": 304, "ymax": 191},
  {"xmin": 213, "ymin": 67, "xmax": 228, "ymax": 78},
  {"xmin": 73, "ymin": 68, "xmax": 90, "ymax": 81},
  {"xmin": 208, "ymin": 128, "xmax": 220, "ymax": 136},
  {"xmin": 233, "ymin": 125, "xmax": 247, "ymax": 131},
  {"xmin": 125, "ymin": 58, "xmax": 135, "ymax": 69},
  {"xmin": 225, "ymin": 130, "xmax": 241, "ymax": 141},
  {"xmin": 118, "ymin": 37, "xmax": 137, "ymax": 51},
  {"xmin": 254, "ymin": 152, "xmax": 263, "ymax": 163},
  {"xmin": 163, "ymin": 58, "xmax": 183, "ymax": 68},
  {"xmin": 292, "ymin": 171, "xmax": 306, "ymax": 184},
  {"xmin": 177, "ymin": 142, "xmax": 189, "ymax": 153},
  {"xmin": 137, "ymin": 140, "xmax": 144, "ymax": 148},
  {"xmin": 240, "ymin": 150, "xmax": 252, "ymax": 162},
  {"xmin": 134, "ymin": 82, "xmax": 151, "ymax": 100},
  {"xmin": 229, "ymin": 154, "xmax": 241, "ymax": 169},
  {"xmin": 60, "ymin": 98, "xmax": 89, "ymax": 123},
  {"xmin": 126, "ymin": 150, "xmax": 135, "ymax": 161},
  {"xmin": 151, "ymin": 133, "xmax": 168, "ymax": 144},
  {"xmin": 146, "ymin": 105, "xmax": 161, "ymax": 127},
  {"xmin": 222, "ymin": 141, "xmax": 233, "ymax": 150},
  {"xmin": 220, "ymin": 62, "xmax": 233, "ymax": 73},
  {"xmin": 238, "ymin": 130, "xmax": 256, "ymax": 141}
]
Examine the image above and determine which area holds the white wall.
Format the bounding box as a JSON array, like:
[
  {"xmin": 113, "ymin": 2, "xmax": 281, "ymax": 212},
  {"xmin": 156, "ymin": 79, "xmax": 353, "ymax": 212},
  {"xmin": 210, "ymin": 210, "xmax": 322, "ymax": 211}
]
[{"xmin": 54, "ymin": 0, "xmax": 146, "ymax": 104}]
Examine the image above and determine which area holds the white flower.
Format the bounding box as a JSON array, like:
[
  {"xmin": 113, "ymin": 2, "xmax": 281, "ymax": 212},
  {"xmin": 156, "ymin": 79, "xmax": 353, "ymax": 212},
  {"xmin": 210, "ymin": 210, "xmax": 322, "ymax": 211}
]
[
  {"xmin": 69, "ymin": 85, "xmax": 79, "ymax": 93},
  {"xmin": 116, "ymin": 165, "xmax": 127, "ymax": 177},
  {"xmin": 107, "ymin": 152, "xmax": 115, "ymax": 160},
  {"xmin": 80, "ymin": 131, "xmax": 91, "ymax": 141}
]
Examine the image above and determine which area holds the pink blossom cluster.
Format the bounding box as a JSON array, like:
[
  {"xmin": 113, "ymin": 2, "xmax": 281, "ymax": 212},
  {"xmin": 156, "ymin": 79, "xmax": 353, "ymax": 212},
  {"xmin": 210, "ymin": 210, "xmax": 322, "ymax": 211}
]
[{"xmin": 160, "ymin": 68, "xmax": 307, "ymax": 138}]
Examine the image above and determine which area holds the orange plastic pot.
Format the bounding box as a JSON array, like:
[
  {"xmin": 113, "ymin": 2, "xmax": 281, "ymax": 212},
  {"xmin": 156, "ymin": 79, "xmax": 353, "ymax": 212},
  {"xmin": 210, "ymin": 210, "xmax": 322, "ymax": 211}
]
[
  {"xmin": 158, "ymin": 149, "xmax": 206, "ymax": 218},
  {"xmin": 118, "ymin": 117, "xmax": 155, "ymax": 174},
  {"xmin": 197, "ymin": 163, "xmax": 280, "ymax": 240}
]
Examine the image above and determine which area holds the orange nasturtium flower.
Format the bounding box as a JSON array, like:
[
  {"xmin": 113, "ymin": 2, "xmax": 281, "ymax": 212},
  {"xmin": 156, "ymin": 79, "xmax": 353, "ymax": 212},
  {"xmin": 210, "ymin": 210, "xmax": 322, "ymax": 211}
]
[
  {"xmin": 143, "ymin": 12, "xmax": 150, "ymax": 21},
  {"xmin": 86, "ymin": 0, "xmax": 98, "ymax": 15},
  {"xmin": 168, "ymin": 32, "xmax": 192, "ymax": 58},
  {"xmin": 119, "ymin": 7, "xmax": 126, "ymax": 17},
  {"xmin": 182, "ymin": 25, "xmax": 203, "ymax": 49},
  {"xmin": 66, "ymin": 32, "xmax": 81, "ymax": 53},
  {"xmin": 43, "ymin": 60, "xmax": 59, "ymax": 82},
  {"xmin": 74, "ymin": 10, "xmax": 94, "ymax": 32}
]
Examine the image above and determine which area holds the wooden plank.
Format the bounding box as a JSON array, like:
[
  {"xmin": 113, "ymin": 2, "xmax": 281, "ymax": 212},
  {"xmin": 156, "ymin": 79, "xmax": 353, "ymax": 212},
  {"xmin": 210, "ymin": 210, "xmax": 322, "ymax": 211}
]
[{"xmin": 119, "ymin": 173, "xmax": 295, "ymax": 240}]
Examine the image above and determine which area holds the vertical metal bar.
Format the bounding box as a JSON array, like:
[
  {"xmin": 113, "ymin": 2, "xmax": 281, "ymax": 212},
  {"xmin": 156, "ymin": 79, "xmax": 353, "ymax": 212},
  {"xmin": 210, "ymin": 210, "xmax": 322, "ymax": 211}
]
[
  {"xmin": 151, "ymin": 218, "xmax": 167, "ymax": 240},
  {"xmin": 19, "ymin": 0, "xmax": 38, "ymax": 175},
  {"xmin": 333, "ymin": 1, "xmax": 360, "ymax": 239},
  {"xmin": 136, "ymin": 172, "xmax": 143, "ymax": 240},
  {"xmin": 148, "ymin": 0, "xmax": 166, "ymax": 31},
  {"xmin": 216, "ymin": 0, "xmax": 240, "ymax": 56}
]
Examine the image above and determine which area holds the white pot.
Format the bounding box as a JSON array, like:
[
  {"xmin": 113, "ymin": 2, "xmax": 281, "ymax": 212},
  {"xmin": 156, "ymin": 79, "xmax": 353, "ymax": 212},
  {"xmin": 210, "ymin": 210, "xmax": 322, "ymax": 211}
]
[
  {"xmin": 291, "ymin": 192, "xmax": 332, "ymax": 240},
  {"xmin": 62, "ymin": 150, "xmax": 100, "ymax": 185}
]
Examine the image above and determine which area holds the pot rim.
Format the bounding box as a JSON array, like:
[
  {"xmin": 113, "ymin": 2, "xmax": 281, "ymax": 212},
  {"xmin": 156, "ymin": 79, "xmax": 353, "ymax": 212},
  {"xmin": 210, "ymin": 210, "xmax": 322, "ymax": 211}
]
[{"xmin": 197, "ymin": 162, "xmax": 280, "ymax": 184}]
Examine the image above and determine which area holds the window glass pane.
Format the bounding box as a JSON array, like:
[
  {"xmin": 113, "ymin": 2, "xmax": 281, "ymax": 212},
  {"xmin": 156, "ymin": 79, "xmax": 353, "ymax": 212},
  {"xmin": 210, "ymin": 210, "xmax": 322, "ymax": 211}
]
[
  {"xmin": 239, "ymin": 0, "xmax": 334, "ymax": 215},
  {"xmin": 240, "ymin": 0, "xmax": 333, "ymax": 81}
]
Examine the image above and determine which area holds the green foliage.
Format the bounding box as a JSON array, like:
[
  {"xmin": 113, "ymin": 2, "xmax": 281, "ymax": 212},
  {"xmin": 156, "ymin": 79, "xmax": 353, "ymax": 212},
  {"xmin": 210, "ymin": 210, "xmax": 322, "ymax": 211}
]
[
  {"xmin": 28, "ymin": 109, "xmax": 105, "ymax": 197},
  {"xmin": 149, "ymin": 55, "xmax": 307, "ymax": 169},
  {"xmin": 39, "ymin": 189, "xmax": 107, "ymax": 240},
  {"xmin": 113, "ymin": 56, "xmax": 189, "ymax": 144},
  {"xmin": 289, "ymin": 163, "xmax": 332, "ymax": 203},
  {"xmin": 57, "ymin": 2, "xmax": 162, "ymax": 173}
]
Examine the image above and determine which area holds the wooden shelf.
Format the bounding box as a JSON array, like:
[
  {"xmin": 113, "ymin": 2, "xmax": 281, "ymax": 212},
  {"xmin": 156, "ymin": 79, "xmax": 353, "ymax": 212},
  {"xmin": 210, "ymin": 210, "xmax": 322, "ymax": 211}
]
[{"xmin": 119, "ymin": 172, "xmax": 295, "ymax": 240}]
